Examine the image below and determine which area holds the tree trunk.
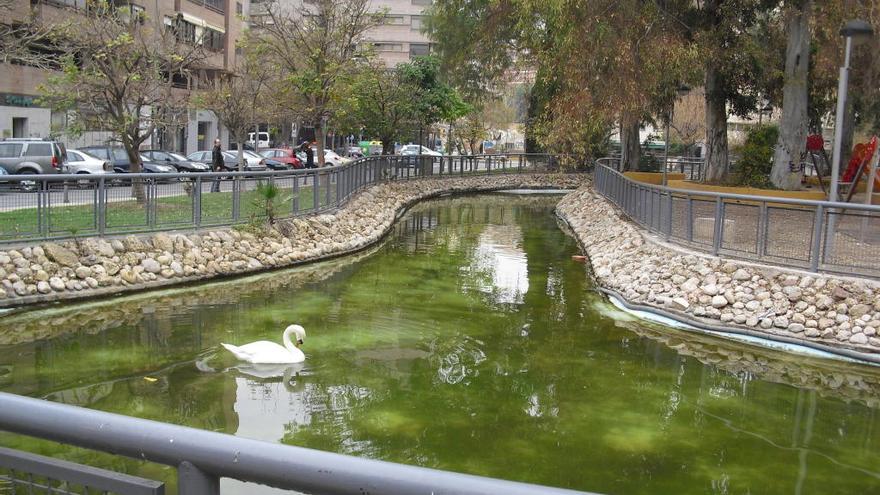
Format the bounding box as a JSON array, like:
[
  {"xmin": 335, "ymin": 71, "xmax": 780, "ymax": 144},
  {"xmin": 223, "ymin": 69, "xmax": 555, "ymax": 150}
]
[
  {"xmin": 124, "ymin": 142, "xmax": 146, "ymax": 204},
  {"xmin": 771, "ymin": 2, "xmax": 811, "ymax": 190},
  {"xmin": 315, "ymin": 124, "xmax": 326, "ymax": 166},
  {"xmin": 620, "ymin": 118, "xmax": 640, "ymax": 171},
  {"xmin": 237, "ymin": 142, "xmax": 245, "ymax": 172},
  {"xmin": 381, "ymin": 137, "xmax": 394, "ymax": 155},
  {"xmin": 704, "ymin": 63, "xmax": 729, "ymax": 183},
  {"xmin": 447, "ymin": 122, "xmax": 453, "ymax": 154}
]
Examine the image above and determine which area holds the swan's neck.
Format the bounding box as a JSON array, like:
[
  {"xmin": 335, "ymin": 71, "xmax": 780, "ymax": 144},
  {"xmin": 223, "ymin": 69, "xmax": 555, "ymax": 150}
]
[
  {"xmin": 282, "ymin": 326, "xmax": 303, "ymax": 353},
  {"xmin": 282, "ymin": 327, "xmax": 297, "ymax": 353}
]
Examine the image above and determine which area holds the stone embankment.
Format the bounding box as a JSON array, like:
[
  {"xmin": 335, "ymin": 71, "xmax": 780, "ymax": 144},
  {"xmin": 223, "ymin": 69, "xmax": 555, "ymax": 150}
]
[
  {"xmin": 557, "ymin": 185, "xmax": 880, "ymax": 355},
  {"xmin": 0, "ymin": 174, "xmax": 587, "ymax": 308}
]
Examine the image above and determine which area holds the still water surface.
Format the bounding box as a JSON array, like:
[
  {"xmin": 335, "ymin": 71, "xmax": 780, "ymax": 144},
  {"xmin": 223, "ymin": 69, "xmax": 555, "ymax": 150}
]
[{"xmin": 2, "ymin": 194, "xmax": 880, "ymax": 494}]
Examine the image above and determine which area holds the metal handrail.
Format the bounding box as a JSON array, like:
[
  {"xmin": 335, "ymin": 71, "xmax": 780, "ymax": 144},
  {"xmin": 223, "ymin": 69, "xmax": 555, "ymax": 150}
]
[
  {"xmin": 593, "ymin": 163, "xmax": 880, "ymax": 277},
  {"xmin": 0, "ymin": 152, "xmax": 557, "ymax": 243},
  {"xmin": 0, "ymin": 392, "xmax": 595, "ymax": 495},
  {"xmin": 599, "ymin": 163, "xmax": 880, "ymax": 212}
]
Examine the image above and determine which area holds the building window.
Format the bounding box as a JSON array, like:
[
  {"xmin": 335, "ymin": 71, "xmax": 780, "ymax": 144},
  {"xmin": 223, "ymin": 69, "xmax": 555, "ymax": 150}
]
[
  {"xmin": 409, "ymin": 43, "xmax": 430, "ymax": 57},
  {"xmin": 236, "ymin": 2, "xmax": 242, "ymax": 14},
  {"xmin": 373, "ymin": 42, "xmax": 403, "ymax": 52},
  {"xmin": 186, "ymin": 0, "xmax": 224, "ymax": 13},
  {"xmin": 411, "ymin": 0, "xmax": 431, "ymax": 5},
  {"xmin": 204, "ymin": 28, "xmax": 225, "ymax": 51},
  {"xmin": 410, "ymin": 15, "xmax": 424, "ymax": 30},
  {"xmin": 382, "ymin": 15, "xmax": 405, "ymax": 25}
]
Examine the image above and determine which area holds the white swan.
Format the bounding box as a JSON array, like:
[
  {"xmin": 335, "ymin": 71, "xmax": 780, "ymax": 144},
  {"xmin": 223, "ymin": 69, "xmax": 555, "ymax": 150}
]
[{"xmin": 221, "ymin": 325, "xmax": 306, "ymax": 364}]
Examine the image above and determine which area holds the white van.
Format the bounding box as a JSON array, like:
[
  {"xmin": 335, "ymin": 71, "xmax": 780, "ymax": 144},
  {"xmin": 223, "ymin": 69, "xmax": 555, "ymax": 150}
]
[{"xmin": 247, "ymin": 132, "xmax": 271, "ymax": 149}]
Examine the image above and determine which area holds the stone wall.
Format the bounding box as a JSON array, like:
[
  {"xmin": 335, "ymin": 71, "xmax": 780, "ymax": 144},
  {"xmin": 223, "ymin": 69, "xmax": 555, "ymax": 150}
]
[
  {"xmin": 557, "ymin": 183, "xmax": 880, "ymax": 355},
  {"xmin": 0, "ymin": 174, "xmax": 588, "ymax": 308}
]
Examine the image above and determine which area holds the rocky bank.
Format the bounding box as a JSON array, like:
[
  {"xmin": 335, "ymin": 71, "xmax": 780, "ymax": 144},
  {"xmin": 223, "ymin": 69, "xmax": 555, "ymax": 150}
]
[
  {"xmin": 557, "ymin": 184, "xmax": 880, "ymax": 355},
  {"xmin": 0, "ymin": 174, "xmax": 587, "ymax": 308}
]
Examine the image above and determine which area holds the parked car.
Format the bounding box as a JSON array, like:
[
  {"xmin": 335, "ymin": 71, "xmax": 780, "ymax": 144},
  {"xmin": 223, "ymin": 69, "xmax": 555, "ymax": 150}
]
[
  {"xmin": 61, "ymin": 149, "xmax": 114, "ymax": 187},
  {"xmin": 141, "ymin": 150, "xmax": 211, "ymax": 173},
  {"xmin": 78, "ymin": 146, "xmax": 177, "ymax": 175},
  {"xmin": 260, "ymin": 148, "xmax": 304, "ymax": 169},
  {"xmin": 314, "ymin": 148, "xmax": 348, "ymax": 167},
  {"xmin": 186, "ymin": 150, "xmax": 268, "ymax": 172},
  {"xmin": 0, "ymin": 138, "xmax": 69, "ymax": 190},
  {"xmin": 246, "ymin": 132, "xmax": 271, "ymax": 149},
  {"xmin": 65, "ymin": 149, "xmax": 112, "ymax": 175},
  {"xmin": 399, "ymin": 144, "xmax": 442, "ymax": 156}
]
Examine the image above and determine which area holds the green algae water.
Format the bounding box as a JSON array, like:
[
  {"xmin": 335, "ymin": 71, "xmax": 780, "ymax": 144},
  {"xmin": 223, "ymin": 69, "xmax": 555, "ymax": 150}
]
[{"xmin": 2, "ymin": 193, "xmax": 880, "ymax": 495}]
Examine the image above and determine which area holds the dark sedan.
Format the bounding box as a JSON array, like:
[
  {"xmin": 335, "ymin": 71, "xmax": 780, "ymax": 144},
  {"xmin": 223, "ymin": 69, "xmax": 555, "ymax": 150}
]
[
  {"xmin": 142, "ymin": 150, "xmax": 211, "ymax": 173},
  {"xmin": 187, "ymin": 150, "xmax": 271, "ymax": 172},
  {"xmin": 78, "ymin": 146, "xmax": 177, "ymax": 175}
]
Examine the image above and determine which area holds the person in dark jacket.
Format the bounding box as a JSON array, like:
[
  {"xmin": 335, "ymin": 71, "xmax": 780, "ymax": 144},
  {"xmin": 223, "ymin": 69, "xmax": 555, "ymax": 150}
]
[
  {"xmin": 211, "ymin": 138, "xmax": 224, "ymax": 192},
  {"xmin": 300, "ymin": 141, "xmax": 315, "ymax": 169}
]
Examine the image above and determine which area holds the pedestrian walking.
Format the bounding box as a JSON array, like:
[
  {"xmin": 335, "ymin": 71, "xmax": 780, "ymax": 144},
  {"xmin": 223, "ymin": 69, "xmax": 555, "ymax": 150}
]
[
  {"xmin": 211, "ymin": 138, "xmax": 224, "ymax": 193},
  {"xmin": 300, "ymin": 141, "xmax": 315, "ymax": 169}
]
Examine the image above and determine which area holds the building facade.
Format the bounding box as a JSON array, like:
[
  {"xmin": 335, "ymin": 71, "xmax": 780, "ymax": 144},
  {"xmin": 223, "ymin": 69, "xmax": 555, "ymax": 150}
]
[
  {"xmin": 365, "ymin": 0, "xmax": 433, "ymax": 67},
  {"xmin": 0, "ymin": 0, "xmax": 248, "ymax": 154}
]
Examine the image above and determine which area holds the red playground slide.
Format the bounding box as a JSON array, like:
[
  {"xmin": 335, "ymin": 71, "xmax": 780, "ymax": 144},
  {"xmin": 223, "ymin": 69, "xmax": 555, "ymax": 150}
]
[{"xmin": 842, "ymin": 136, "xmax": 878, "ymax": 185}]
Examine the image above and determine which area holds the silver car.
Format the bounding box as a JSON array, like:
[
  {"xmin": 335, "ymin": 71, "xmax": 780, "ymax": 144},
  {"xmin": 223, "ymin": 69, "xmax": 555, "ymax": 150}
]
[
  {"xmin": 65, "ymin": 149, "xmax": 113, "ymax": 175},
  {"xmin": 0, "ymin": 138, "xmax": 67, "ymax": 175}
]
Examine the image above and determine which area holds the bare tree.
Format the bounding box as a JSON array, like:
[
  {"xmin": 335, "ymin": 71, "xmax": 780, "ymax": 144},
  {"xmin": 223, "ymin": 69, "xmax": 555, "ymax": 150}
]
[
  {"xmin": 195, "ymin": 39, "xmax": 274, "ymax": 170},
  {"xmin": 38, "ymin": 1, "xmax": 205, "ymax": 202},
  {"xmin": 252, "ymin": 0, "xmax": 383, "ymax": 165}
]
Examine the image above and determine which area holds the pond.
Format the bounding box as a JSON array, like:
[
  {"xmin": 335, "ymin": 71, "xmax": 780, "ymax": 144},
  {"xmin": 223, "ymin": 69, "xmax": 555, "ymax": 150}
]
[{"xmin": 1, "ymin": 193, "xmax": 880, "ymax": 495}]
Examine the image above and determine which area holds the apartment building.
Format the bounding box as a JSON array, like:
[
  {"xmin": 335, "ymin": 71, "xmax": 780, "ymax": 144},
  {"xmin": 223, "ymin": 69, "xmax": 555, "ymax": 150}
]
[
  {"xmin": 365, "ymin": 0, "xmax": 433, "ymax": 66},
  {"xmin": 0, "ymin": 0, "xmax": 248, "ymax": 153}
]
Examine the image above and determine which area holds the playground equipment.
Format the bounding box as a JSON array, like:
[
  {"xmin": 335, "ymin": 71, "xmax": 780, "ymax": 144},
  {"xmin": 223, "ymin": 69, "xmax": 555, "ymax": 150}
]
[
  {"xmin": 804, "ymin": 134, "xmax": 831, "ymax": 193},
  {"xmin": 840, "ymin": 136, "xmax": 880, "ymax": 203}
]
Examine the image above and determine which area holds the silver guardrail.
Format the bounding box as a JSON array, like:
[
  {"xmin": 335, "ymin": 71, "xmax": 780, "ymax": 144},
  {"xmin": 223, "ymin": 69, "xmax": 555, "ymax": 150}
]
[
  {"xmin": 0, "ymin": 153, "xmax": 557, "ymax": 244},
  {"xmin": 594, "ymin": 163, "xmax": 880, "ymax": 278},
  {"xmin": 0, "ymin": 392, "xmax": 595, "ymax": 495}
]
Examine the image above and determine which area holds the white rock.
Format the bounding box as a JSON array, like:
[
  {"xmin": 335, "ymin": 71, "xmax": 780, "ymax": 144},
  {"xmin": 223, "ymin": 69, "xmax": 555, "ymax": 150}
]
[
  {"xmin": 711, "ymin": 295, "xmax": 728, "ymax": 308},
  {"xmin": 141, "ymin": 258, "xmax": 161, "ymax": 274}
]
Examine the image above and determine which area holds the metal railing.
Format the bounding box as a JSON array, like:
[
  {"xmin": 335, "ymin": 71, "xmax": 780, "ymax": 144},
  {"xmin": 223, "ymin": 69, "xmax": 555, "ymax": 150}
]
[
  {"xmin": 594, "ymin": 164, "xmax": 880, "ymax": 278},
  {"xmin": 598, "ymin": 155, "xmax": 706, "ymax": 181},
  {"xmin": 0, "ymin": 392, "xmax": 593, "ymax": 495},
  {"xmin": 0, "ymin": 153, "xmax": 556, "ymax": 244}
]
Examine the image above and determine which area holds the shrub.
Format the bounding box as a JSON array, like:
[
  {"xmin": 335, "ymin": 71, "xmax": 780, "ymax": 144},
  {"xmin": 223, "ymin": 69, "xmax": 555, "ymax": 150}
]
[{"xmin": 733, "ymin": 125, "xmax": 778, "ymax": 188}]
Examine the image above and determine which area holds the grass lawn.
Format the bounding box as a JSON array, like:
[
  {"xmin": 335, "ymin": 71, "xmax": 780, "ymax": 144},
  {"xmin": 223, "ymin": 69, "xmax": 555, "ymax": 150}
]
[{"xmin": 0, "ymin": 179, "xmax": 334, "ymax": 240}]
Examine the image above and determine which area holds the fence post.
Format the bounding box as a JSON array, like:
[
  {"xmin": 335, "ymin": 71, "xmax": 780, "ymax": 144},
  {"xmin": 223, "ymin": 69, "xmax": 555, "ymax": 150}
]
[
  {"xmin": 686, "ymin": 195, "xmax": 693, "ymax": 242},
  {"xmin": 712, "ymin": 196, "xmax": 724, "ymax": 255},
  {"xmin": 756, "ymin": 202, "xmax": 768, "ymax": 257},
  {"xmin": 147, "ymin": 179, "xmax": 157, "ymax": 229},
  {"xmin": 326, "ymin": 170, "xmax": 331, "ymax": 207},
  {"xmin": 97, "ymin": 177, "xmax": 106, "ymax": 236},
  {"xmin": 38, "ymin": 179, "xmax": 47, "ymax": 238},
  {"xmin": 232, "ymin": 177, "xmax": 240, "ymax": 221},
  {"xmin": 312, "ymin": 171, "xmax": 319, "ymax": 211},
  {"xmin": 292, "ymin": 174, "xmax": 300, "ymax": 215},
  {"xmin": 810, "ymin": 205, "xmax": 825, "ymax": 272},
  {"xmin": 193, "ymin": 177, "xmax": 202, "ymax": 229},
  {"xmin": 664, "ymin": 192, "xmax": 673, "ymax": 240},
  {"xmin": 178, "ymin": 462, "xmax": 218, "ymax": 495}
]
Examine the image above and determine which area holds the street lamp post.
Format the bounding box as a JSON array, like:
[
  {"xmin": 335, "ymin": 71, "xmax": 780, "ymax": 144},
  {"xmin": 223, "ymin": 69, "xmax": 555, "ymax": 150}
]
[{"xmin": 829, "ymin": 20, "xmax": 874, "ymax": 202}]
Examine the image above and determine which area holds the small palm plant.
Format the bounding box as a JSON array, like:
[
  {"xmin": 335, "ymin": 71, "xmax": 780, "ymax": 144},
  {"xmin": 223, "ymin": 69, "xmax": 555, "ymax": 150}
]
[{"xmin": 252, "ymin": 180, "xmax": 290, "ymax": 225}]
